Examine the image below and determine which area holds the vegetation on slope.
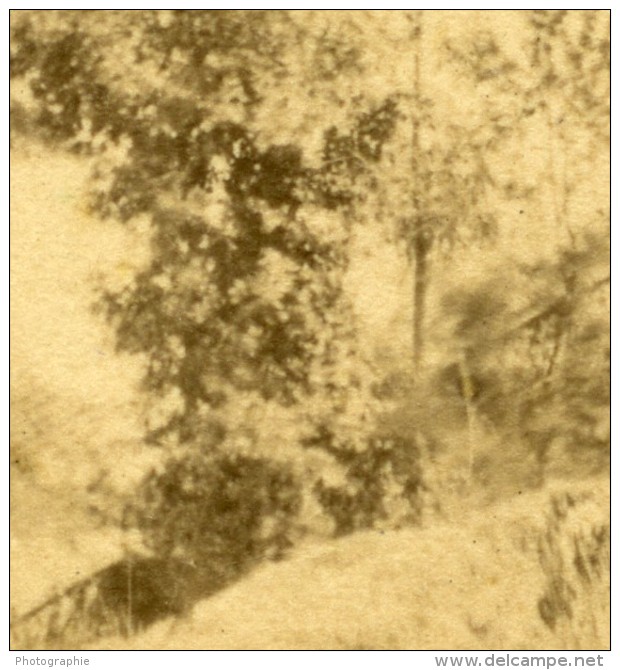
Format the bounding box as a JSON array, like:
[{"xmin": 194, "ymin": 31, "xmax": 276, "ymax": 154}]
[{"xmin": 93, "ymin": 479, "xmax": 609, "ymax": 650}]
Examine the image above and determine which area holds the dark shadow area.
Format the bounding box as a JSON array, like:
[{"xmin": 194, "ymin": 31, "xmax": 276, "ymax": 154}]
[{"xmin": 10, "ymin": 554, "xmax": 227, "ymax": 649}]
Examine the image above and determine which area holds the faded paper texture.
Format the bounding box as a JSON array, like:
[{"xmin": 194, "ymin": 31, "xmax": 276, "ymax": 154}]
[{"xmin": 10, "ymin": 10, "xmax": 610, "ymax": 650}]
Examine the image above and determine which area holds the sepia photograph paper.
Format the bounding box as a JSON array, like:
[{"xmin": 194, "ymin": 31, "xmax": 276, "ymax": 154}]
[{"xmin": 9, "ymin": 8, "xmax": 610, "ymax": 654}]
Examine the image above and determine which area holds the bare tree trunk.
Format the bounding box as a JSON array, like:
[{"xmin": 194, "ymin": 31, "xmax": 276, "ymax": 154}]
[
  {"xmin": 412, "ymin": 233, "xmax": 430, "ymax": 376},
  {"xmin": 409, "ymin": 10, "xmax": 429, "ymax": 378}
]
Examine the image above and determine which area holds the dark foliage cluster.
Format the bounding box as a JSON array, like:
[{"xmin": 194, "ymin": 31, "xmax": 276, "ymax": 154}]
[
  {"xmin": 11, "ymin": 12, "xmax": 401, "ymax": 438},
  {"xmin": 123, "ymin": 449, "xmax": 302, "ymax": 588},
  {"xmin": 304, "ymin": 425, "xmax": 424, "ymax": 535}
]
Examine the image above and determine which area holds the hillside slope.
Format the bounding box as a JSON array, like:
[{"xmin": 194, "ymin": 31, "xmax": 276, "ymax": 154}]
[{"xmin": 96, "ymin": 478, "xmax": 609, "ymax": 650}]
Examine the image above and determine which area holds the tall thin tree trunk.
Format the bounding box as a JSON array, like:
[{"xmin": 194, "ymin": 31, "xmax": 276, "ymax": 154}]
[
  {"xmin": 412, "ymin": 233, "xmax": 429, "ymax": 375},
  {"xmin": 409, "ymin": 10, "xmax": 428, "ymax": 378}
]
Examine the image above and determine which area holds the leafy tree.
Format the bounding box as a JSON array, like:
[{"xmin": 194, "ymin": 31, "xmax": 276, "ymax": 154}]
[
  {"xmin": 517, "ymin": 11, "xmax": 609, "ymax": 243},
  {"xmin": 13, "ymin": 10, "xmax": 608, "ymax": 565},
  {"xmin": 11, "ymin": 10, "xmax": 413, "ymax": 566},
  {"xmin": 447, "ymin": 11, "xmax": 609, "ymax": 240}
]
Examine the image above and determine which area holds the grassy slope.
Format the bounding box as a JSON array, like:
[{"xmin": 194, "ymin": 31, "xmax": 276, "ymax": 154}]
[{"xmin": 96, "ymin": 478, "xmax": 609, "ymax": 651}]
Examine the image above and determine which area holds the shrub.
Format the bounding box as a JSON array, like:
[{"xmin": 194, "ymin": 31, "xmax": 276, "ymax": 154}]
[
  {"xmin": 536, "ymin": 486, "xmax": 610, "ymax": 648},
  {"xmin": 124, "ymin": 449, "xmax": 302, "ymax": 591},
  {"xmin": 306, "ymin": 425, "xmax": 424, "ymax": 536}
]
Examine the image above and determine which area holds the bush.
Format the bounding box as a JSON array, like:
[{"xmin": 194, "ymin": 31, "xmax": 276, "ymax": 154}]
[
  {"xmin": 124, "ymin": 448, "xmax": 302, "ymax": 592},
  {"xmin": 305, "ymin": 425, "xmax": 424, "ymax": 536}
]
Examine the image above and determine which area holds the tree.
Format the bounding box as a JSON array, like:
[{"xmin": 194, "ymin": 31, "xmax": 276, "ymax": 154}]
[
  {"xmin": 355, "ymin": 11, "xmax": 506, "ymax": 377},
  {"xmin": 446, "ymin": 11, "xmax": 609, "ymax": 243},
  {"xmin": 11, "ymin": 10, "xmax": 414, "ymax": 563},
  {"xmin": 520, "ymin": 11, "xmax": 609, "ymax": 242}
]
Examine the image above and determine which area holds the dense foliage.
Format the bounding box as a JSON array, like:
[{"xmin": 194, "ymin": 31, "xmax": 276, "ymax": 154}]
[
  {"xmin": 11, "ymin": 10, "xmax": 415, "ymax": 573},
  {"xmin": 124, "ymin": 448, "xmax": 302, "ymax": 587}
]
